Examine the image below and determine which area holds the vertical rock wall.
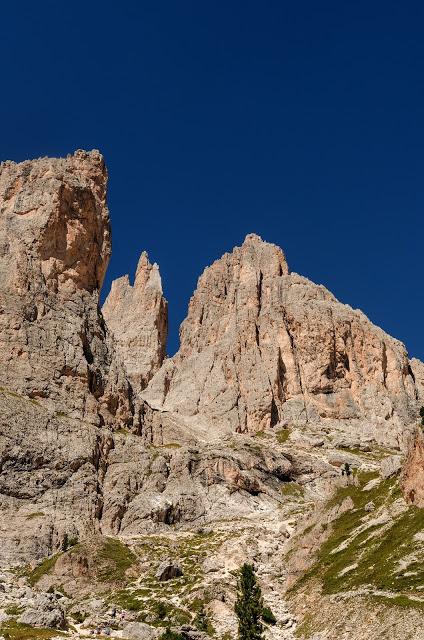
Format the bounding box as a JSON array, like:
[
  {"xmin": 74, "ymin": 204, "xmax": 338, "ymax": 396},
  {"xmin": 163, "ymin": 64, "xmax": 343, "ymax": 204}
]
[{"xmin": 103, "ymin": 251, "xmax": 168, "ymax": 392}]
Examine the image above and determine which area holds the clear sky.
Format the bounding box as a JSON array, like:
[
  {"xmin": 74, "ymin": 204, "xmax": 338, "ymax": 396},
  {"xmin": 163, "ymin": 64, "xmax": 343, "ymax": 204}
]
[{"xmin": 1, "ymin": 1, "xmax": 423, "ymax": 358}]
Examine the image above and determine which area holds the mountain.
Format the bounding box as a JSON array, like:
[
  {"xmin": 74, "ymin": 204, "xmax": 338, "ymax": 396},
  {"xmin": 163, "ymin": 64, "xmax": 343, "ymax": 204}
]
[{"xmin": 0, "ymin": 150, "xmax": 423, "ymax": 640}]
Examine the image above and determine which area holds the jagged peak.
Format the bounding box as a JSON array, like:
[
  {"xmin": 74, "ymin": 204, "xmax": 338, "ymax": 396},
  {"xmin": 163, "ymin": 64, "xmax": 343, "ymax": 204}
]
[
  {"xmin": 102, "ymin": 248, "xmax": 168, "ymax": 392},
  {"xmin": 242, "ymin": 232, "xmax": 264, "ymax": 244},
  {"xmin": 134, "ymin": 251, "xmax": 163, "ymax": 293}
]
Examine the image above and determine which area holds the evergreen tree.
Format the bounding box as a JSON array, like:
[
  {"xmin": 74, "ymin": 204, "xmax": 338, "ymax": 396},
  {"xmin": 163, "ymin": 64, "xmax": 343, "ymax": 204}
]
[
  {"xmin": 61, "ymin": 533, "xmax": 69, "ymax": 552},
  {"xmin": 234, "ymin": 563, "xmax": 264, "ymax": 640}
]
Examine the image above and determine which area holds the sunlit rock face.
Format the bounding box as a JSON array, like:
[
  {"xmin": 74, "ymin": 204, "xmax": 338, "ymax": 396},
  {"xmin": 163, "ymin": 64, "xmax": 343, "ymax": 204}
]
[
  {"xmin": 144, "ymin": 233, "xmax": 419, "ymax": 447},
  {"xmin": 0, "ymin": 149, "xmax": 132, "ymax": 426},
  {"xmin": 103, "ymin": 251, "xmax": 168, "ymax": 392},
  {"xmin": 402, "ymin": 428, "xmax": 424, "ymax": 507},
  {"xmin": 0, "ymin": 150, "xmax": 137, "ymax": 565}
]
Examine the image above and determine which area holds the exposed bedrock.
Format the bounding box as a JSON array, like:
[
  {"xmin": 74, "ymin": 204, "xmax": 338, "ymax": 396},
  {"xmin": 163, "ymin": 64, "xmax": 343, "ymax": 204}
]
[
  {"xmin": 0, "ymin": 150, "xmax": 133, "ymax": 427},
  {"xmin": 103, "ymin": 251, "xmax": 168, "ymax": 392},
  {"xmin": 144, "ymin": 233, "xmax": 420, "ymax": 448}
]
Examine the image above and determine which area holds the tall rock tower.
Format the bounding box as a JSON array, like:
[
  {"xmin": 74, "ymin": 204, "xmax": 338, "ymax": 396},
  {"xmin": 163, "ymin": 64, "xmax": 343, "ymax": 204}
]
[
  {"xmin": 103, "ymin": 251, "xmax": 168, "ymax": 392},
  {"xmin": 0, "ymin": 149, "xmax": 132, "ymax": 427}
]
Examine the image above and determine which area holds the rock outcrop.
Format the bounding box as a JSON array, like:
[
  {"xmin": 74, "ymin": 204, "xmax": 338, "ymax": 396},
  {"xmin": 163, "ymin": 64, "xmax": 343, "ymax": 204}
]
[
  {"xmin": 0, "ymin": 387, "xmax": 113, "ymax": 564},
  {"xmin": 401, "ymin": 428, "xmax": 424, "ymax": 506},
  {"xmin": 410, "ymin": 357, "xmax": 424, "ymax": 402},
  {"xmin": 103, "ymin": 251, "xmax": 168, "ymax": 392},
  {"xmin": 144, "ymin": 234, "xmax": 419, "ymax": 448},
  {"xmin": 0, "ymin": 149, "xmax": 132, "ymax": 427},
  {"xmin": 0, "ymin": 151, "xmax": 135, "ymax": 565}
]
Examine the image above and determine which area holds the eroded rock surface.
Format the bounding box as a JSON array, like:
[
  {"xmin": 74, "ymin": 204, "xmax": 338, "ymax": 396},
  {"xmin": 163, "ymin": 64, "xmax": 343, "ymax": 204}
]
[
  {"xmin": 0, "ymin": 150, "xmax": 132, "ymax": 427},
  {"xmin": 401, "ymin": 428, "xmax": 424, "ymax": 507},
  {"xmin": 144, "ymin": 234, "xmax": 419, "ymax": 448},
  {"xmin": 0, "ymin": 387, "xmax": 110, "ymax": 564},
  {"xmin": 0, "ymin": 151, "xmax": 135, "ymax": 565},
  {"xmin": 103, "ymin": 251, "xmax": 168, "ymax": 392},
  {"xmin": 410, "ymin": 357, "xmax": 424, "ymax": 402}
]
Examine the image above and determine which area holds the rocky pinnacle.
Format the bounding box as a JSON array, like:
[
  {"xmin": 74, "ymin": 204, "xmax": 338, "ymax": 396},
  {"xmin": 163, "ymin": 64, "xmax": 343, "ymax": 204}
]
[{"xmin": 103, "ymin": 251, "xmax": 168, "ymax": 392}]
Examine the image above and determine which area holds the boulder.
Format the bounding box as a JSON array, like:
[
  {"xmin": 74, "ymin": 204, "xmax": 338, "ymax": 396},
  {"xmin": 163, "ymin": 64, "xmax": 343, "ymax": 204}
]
[
  {"xmin": 18, "ymin": 593, "xmax": 66, "ymax": 629},
  {"xmin": 124, "ymin": 622, "xmax": 160, "ymax": 640},
  {"xmin": 155, "ymin": 560, "xmax": 183, "ymax": 581}
]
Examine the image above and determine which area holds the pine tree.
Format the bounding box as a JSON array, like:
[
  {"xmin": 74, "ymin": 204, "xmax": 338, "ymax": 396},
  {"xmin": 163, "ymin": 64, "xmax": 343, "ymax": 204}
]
[
  {"xmin": 61, "ymin": 533, "xmax": 69, "ymax": 552},
  {"xmin": 234, "ymin": 563, "xmax": 264, "ymax": 640}
]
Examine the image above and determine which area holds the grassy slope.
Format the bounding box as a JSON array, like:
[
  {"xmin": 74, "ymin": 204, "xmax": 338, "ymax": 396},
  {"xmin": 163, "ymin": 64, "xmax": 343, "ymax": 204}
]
[{"xmin": 290, "ymin": 472, "xmax": 424, "ymax": 609}]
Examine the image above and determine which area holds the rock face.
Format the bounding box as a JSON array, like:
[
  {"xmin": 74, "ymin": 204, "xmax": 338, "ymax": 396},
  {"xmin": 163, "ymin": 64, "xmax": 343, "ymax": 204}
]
[
  {"xmin": 0, "ymin": 151, "xmax": 135, "ymax": 565},
  {"xmin": 410, "ymin": 357, "xmax": 424, "ymax": 402},
  {"xmin": 18, "ymin": 593, "xmax": 66, "ymax": 629},
  {"xmin": 155, "ymin": 560, "xmax": 183, "ymax": 581},
  {"xmin": 144, "ymin": 234, "xmax": 419, "ymax": 448},
  {"xmin": 103, "ymin": 251, "xmax": 168, "ymax": 392},
  {"xmin": 401, "ymin": 428, "xmax": 424, "ymax": 507},
  {"xmin": 0, "ymin": 387, "xmax": 114, "ymax": 564},
  {"xmin": 0, "ymin": 149, "xmax": 132, "ymax": 427}
]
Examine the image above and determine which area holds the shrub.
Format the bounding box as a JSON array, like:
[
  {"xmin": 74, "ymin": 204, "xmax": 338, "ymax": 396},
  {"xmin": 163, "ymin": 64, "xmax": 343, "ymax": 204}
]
[
  {"xmin": 159, "ymin": 629, "xmax": 184, "ymax": 640},
  {"xmin": 342, "ymin": 462, "xmax": 351, "ymax": 477},
  {"xmin": 72, "ymin": 611, "xmax": 86, "ymax": 624},
  {"xmin": 194, "ymin": 605, "xmax": 208, "ymax": 631},
  {"xmin": 262, "ymin": 606, "xmax": 276, "ymax": 625},
  {"xmin": 155, "ymin": 601, "xmax": 167, "ymax": 620}
]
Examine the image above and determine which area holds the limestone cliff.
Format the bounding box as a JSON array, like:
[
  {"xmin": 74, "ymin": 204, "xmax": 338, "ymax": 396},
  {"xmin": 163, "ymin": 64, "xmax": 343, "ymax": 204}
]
[
  {"xmin": 103, "ymin": 251, "xmax": 168, "ymax": 392},
  {"xmin": 401, "ymin": 428, "xmax": 424, "ymax": 507},
  {"xmin": 0, "ymin": 151, "xmax": 134, "ymax": 564},
  {"xmin": 410, "ymin": 357, "xmax": 424, "ymax": 402},
  {"xmin": 0, "ymin": 150, "xmax": 132, "ymax": 427},
  {"xmin": 144, "ymin": 233, "xmax": 419, "ymax": 449}
]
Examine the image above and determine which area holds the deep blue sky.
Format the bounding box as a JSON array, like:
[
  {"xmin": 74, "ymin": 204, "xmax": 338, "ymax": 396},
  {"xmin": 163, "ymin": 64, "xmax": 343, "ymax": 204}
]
[{"xmin": 2, "ymin": 2, "xmax": 423, "ymax": 358}]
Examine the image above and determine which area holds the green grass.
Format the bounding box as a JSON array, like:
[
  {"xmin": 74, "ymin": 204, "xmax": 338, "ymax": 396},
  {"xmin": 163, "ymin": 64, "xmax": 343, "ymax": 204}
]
[
  {"xmin": 280, "ymin": 482, "xmax": 304, "ymax": 499},
  {"xmin": 4, "ymin": 605, "xmax": 24, "ymax": 616},
  {"xmin": 149, "ymin": 442, "xmax": 182, "ymax": 450},
  {"xmin": 110, "ymin": 531, "xmax": 226, "ymax": 628},
  {"xmin": 336, "ymin": 444, "xmax": 396, "ymax": 461},
  {"xmin": 95, "ymin": 537, "xmax": 137, "ymax": 583},
  {"xmin": 25, "ymin": 553, "xmax": 61, "ymax": 586},
  {"xmin": 114, "ymin": 427, "xmax": 131, "ymax": 436},
  {"xmin": 290, "ymin": 474, "xmax": 424, "ymax": 606},
  {"xmin": 368, "ymin": 593, "xmax": 424, "ymax": 611},
  {"xmin": 276, "ymin": 428, "xmax": 290, "ymax": 444},
  {"xmin": 294, "ymin": 614, "xmax": 318, "ymax": 638},
  {"xmin": 112, "ymin": 591, "xmax": 191, "ymax": 627},
  {"xmin": 0, "ymin": 621, "xmax": 65, "ymax": 639},
  {"xmin": 0, "ymin": 387, "xmax": 42, "ymax": 408},
  {"xmin": 159, "ymin": 629, "xmax": 185, "ymax": 640},
  {"xmin": 25, "ymin": 512, "xmax": 44, "ymax": 520}
]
